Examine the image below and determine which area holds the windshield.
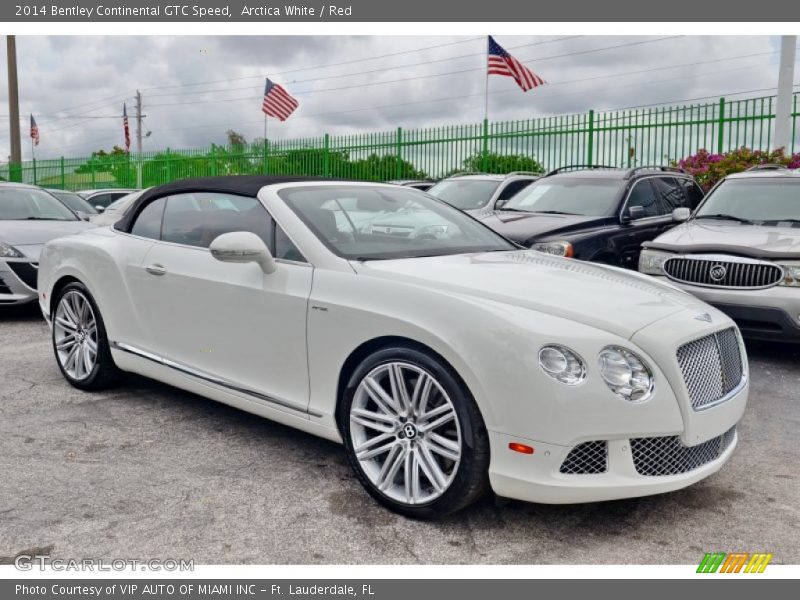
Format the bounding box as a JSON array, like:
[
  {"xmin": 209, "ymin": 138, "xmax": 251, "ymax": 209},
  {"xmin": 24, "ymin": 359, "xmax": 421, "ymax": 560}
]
[
  {"xmin": 0, "ymin": 187, "xmax": 78, "ymax": 221},
  {"xmin": 695, "ymin": 178, "xmax": 800, "ymax": 224},
  {"xmin": 280, "ymin": 185, "xmax": 515, "ymax": 260},
  {"xmin": 427, "ymin": 179, "xmax": 501, "ymax": 210},
  {"xmin": 504, "ymin": 178, "xmax": 623, "ymax": 216},
  {"xmin": 49, "ymin": 190, "xmax": 97, "ymax": 214}
]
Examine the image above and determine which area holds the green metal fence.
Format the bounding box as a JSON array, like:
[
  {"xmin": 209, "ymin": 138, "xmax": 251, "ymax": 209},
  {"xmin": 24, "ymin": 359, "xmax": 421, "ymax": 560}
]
[{"xmin": 2, "ymin": 93, "xmax": 798, "ymax": 190}]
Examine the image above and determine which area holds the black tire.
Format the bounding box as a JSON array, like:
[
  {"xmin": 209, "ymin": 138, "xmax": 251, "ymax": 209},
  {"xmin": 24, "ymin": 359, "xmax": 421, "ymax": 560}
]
[
  {"xmin": 52, "ymin": 282, "xmax": 121, "ymax": 390},
  {"xmin": 339, "ymin": 345, "xmax": 490, "ymax": 519}
]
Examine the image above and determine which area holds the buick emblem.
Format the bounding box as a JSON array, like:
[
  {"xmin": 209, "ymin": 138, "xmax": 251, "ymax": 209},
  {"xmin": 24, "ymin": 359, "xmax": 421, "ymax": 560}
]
[
  {"xmin": 709, "ymin": 264, "xmax": 727, "ymax": 282},
  {"xmin": 694, "ymin": 313, "xmax": 713, "ymax": 323}
]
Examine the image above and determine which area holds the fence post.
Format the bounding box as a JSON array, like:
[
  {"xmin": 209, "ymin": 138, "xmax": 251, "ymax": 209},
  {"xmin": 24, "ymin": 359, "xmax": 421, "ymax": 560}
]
[
  {"xmin": 210, "ymin": 143, "xmax": 217, "ymax": 176},
  {"xmin": 586, "ymin": 109, "xmax": 595, "ymax": 165},
  {"xmin": 90, "ymin": 156, "xmax": 96, "ymax": 188},
  {"xmin": 165, "ymin": 148, "xmax": 172, "ymax": 181},
  {"xmin": 263, "ymin": 138, "xmax": 268, "ymax": 174},
  {"xmin": 324, "ymin": 133, "xmax": 331, "ymax": 177},
  {"xmin": 717, "ymin": 97, "xmax": 726, "ymax": 154},
  {"xmin": 32, "ymin": 158, "xmax": 37, "ymax": 185},
  {"xmin": 481, "ymin": 118, "xmax": 489, "ymax": 172},
  {"xmin": 395, "ymin": 127, "xmax": 403, "ymax": 179},
  {"xmin": 60, "ymin": 156, "xmax": 65, "ymax": 189}
]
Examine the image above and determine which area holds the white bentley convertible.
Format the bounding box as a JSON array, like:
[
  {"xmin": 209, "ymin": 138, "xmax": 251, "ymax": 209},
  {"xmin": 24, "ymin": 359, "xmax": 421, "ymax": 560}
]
[{"xmin": 38, "ymin": 176, "xmax": 749, "ymax": 517}]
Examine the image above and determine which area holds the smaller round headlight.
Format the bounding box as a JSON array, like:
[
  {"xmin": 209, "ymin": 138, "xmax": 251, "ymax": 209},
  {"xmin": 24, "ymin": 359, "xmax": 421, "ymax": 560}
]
[
  {"xmin": 538, "ymin": 345, "xmax": 586, "ymax": 385},
  {"xmin": 598, "ymin": 346, "xmax": 654, "ymax": 403}
]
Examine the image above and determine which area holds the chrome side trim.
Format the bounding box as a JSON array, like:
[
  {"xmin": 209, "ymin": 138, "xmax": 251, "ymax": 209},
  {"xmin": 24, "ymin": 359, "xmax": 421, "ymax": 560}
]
[{"xmin": 111, "ymin": 341, "xmax": 321, "ymax": 418}]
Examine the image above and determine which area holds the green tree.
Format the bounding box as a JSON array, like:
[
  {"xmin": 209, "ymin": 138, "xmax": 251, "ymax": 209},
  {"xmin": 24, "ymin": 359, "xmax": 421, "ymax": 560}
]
[{"xmin": 456, "ymin": 152, "xmax": 544, "ymax": 175}]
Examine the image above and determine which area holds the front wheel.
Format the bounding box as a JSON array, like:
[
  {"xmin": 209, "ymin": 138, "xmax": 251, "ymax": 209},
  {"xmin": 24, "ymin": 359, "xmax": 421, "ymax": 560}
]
[
  {"xmin": 52, "ymin": 282, "xmax": 121, "ymax": 390},
  {"xmin": 340, "ymin": 346, "xmax": 490, "ymax": 518}
]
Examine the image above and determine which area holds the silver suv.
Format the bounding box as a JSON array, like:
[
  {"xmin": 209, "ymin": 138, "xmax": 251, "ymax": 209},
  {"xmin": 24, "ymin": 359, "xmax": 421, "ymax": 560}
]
[
  {"xmin": 426, "ymin": 172, "xmax": 539, "ymax": 215},
  {"xmin": 639, "ymin": 165, "xmax": 800, "ymax": 342}
]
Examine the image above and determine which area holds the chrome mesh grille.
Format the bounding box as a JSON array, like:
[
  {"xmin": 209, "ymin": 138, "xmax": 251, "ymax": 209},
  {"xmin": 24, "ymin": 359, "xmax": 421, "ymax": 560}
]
[
  {"xmin": 663, "ymin": 256, "xmax": 782, "ymax": 289},
  {"xmin": 559, "ymin": 441, "xmax": 608, "ymax": 474},
  {"xmin": 677, "ymin": 328, "xmax": 744, "ymax": 410},
  {"xmin": 631, "ymin": 427, "xmax": 737, "ymax": 476}
]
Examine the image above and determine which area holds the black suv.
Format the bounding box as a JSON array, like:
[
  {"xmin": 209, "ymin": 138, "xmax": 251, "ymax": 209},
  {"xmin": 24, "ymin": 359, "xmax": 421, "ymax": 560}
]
[{"xmin": 477, "ymin": 165, "xmax": 704, "ymax": 268}]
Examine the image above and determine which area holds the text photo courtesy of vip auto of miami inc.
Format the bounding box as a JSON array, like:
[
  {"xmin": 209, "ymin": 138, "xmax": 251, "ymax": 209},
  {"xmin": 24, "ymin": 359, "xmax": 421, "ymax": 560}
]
[{"xmin": 0, "ymin": 32, "xmax": 798, "ymax": 574}]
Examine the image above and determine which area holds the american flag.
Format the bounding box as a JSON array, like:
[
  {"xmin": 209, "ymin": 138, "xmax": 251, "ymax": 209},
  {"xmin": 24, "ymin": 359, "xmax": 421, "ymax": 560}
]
[
  {"xmin": 487, "ymin": 36, "xmax": 546, "ymax": 92},
  {"xmin": 261, "ymin": 78, "xmax": 299, "ymax": 122},
  {"xmin": 123, "ymin": 103, "xmax": 131, "ymax": 151},
  {"xmin": 30, "ymin": 114, "xmax": 39, "ymax": 146}
]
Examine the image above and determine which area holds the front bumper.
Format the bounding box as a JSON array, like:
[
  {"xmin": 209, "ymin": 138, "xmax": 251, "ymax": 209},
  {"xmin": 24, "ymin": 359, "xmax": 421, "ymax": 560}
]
[
  {"xmin": 651, "ymin": 275, "xmax": 800, "ymax": 342},
  {"xmin": 488, "ymin": 417, "xmax": 740, "ymax": 504},
  {"xmin": 0, "ymin": 259, "xmax": 38, "ymax": 305}
]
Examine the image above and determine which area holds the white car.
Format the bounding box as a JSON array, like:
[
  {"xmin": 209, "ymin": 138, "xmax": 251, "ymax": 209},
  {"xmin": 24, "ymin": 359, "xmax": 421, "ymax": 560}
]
[{"xmin": 38, "ymin": 176, "xmax": 748, "ymax": 518}]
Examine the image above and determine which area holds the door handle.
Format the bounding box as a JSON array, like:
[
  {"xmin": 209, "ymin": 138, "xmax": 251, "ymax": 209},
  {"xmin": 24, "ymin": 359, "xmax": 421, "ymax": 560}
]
[{"xmin": 145, "ymin": 263, "xmax": 167, "ymax": 276}]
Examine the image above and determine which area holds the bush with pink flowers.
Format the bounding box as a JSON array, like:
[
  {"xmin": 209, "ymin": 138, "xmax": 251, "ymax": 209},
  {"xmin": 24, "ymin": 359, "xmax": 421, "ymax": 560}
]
[{"xmin": 673, "ymin": 147, "xmax": 800, "ymax": 190}]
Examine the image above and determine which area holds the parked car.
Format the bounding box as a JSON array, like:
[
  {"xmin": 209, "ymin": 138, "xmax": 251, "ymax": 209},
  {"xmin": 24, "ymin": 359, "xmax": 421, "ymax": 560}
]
[
  {"xmin": 39, "ymin": 176, "xmax": 747, "ymax": 518},
  {"xmin": 427, "ymin": 172, "xmax": 539, "ymax": 215},
  {"xmin": 478, "ymin": 165, "xmax": 705, "ymax": 268},
  {"xmin": 0, "ymin": 182, "xmax": 95, "ymax": 305},
  {"xmin": 386, "ymin": 179, "xmax": 436, "ymax": 192},
  {"xmin": 90, "ymin": 190, "xmax": 146, "ymax": 226},
  {"xmin": 46, "ymin": 189, "xmax": 98, "ymax": 220},
  {"xmin": 77, "ymin": 188, "xmax": 139, "ymax": 212},
  {"xmin": 639, "ymin": 165, "xmax": 800, "ymax": 342}
]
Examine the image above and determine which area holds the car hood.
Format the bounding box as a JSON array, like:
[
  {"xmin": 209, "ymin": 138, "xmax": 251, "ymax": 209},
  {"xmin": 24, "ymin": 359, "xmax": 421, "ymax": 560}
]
[
  {"xmin": 0, "ymin": 220, "xmax": 95, "ymax": 259},
  {"xmin": 352, "ymin": 250, "xmax": 707, "ymax": 339},
  {"xmin": 478, "ymin": 211, "xmax": 609, "ymax": 243},
  {"xmin": 645, "ymin": 220, "xmax": 800, "ymax": 259}
]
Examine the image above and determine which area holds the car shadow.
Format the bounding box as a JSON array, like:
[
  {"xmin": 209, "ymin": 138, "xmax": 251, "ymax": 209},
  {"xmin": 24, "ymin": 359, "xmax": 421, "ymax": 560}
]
[{"xmin": 0, "ymin": 303, "xmax": 43, "ymax": 322}]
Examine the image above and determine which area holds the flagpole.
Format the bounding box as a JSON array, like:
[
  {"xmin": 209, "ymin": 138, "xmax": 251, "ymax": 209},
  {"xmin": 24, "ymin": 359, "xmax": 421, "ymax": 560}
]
[{"xmin": 484, "ymin": 36, "xmax": 490, "ymax": 122}]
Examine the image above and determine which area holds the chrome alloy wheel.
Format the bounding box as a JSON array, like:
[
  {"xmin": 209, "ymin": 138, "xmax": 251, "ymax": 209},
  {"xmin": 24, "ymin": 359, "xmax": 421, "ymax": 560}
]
[
  {"xmin": 349, "ymin": 362, "xmax": 462, "ymax": 505},
  {"xmin": 54, "ymin": 290, "xmax": 98, "ymax": 381}
]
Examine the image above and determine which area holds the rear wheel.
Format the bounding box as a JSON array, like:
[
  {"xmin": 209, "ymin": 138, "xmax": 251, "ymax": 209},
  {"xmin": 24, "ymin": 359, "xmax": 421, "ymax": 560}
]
[
  {"xmin": 340, "ymin": 346, "xmax": 490, "ymax": 518},
  {"xmin": 52, "ymin": 282, "xmax": 120, "ymax": 390}
]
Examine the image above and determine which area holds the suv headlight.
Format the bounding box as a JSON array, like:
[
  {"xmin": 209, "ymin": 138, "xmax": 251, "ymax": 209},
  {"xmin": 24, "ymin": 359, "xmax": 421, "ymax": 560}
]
[
  {"xmin": 598, "ymin": 346, "xmax": 654, "ymax": 403},
  {"xmin": 777, "ymin": 261, "xmax": 800, "ymax": 287},
  {"xmin": 638, "ymin": 249, "xmax": 672, "ymax": 275},
  {"xmin": 532, "ymin": 240, "xmax": 573, "ymax": 258},
  {"xmin": 538, "ymin": 344, "xmax": 586, "ymax": 385},
  {"xmin": 0, "ymin": 241, "xmax": 23, "ymax": 258}
]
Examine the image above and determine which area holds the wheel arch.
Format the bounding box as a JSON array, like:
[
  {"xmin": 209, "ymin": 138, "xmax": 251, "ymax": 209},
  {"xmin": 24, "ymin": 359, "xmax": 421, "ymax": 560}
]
[{"xmin": 49, "ymin": 274, "xmax": 83, "ymax": 316}]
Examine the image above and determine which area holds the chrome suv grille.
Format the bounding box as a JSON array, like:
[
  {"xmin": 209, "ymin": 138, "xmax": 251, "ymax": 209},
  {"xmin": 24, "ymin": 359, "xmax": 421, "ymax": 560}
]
[
  {"xmin": 663, "ymin": 256, "xmax": 782, "ymax": 289},
  {"xmin": 631, "ymin": 426, "xmax": 737, "ymax": 476},
  {"xmin": 559, "ymin": 441, "xmax": 607, "ymax": 474},
  {"xmin": 677, "ymin": 328, "xmax": 744, "ymax": 410}
]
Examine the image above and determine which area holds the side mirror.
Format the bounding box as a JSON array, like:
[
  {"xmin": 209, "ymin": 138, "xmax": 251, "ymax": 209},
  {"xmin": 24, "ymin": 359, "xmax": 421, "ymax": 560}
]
[
  {"xmin": 495, "ymin": 199, "xmax": 509, "ymax": 209},
  {"xmin": 210, "ymin": 232, "xmax": 276, "ymax": 274},
  {"xmin": 95, "ymin": 205, "xmax": 106, "ymax": 213},
  {"xmin": 672, "ymin": 207, "xmax": 691, "ymax": 222}
]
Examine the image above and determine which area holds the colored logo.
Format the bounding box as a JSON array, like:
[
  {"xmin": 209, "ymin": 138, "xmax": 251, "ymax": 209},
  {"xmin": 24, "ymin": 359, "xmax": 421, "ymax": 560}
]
[{"xmin": 697, "ymin": 552, "xmax": 773, "ymax": 573}]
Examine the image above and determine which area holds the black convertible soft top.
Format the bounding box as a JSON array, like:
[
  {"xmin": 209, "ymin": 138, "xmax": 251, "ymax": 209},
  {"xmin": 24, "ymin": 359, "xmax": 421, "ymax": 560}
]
[{"xmin": 114, "ymin": 175, "xmax": 339, "ymax": 233}]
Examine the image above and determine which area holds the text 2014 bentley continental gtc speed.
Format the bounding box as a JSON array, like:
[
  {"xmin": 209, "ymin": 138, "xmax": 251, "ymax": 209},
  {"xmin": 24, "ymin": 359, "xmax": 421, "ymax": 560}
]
[{"xmin": 38, "ymin": 176, "xmax": 749, "ymax": 518}]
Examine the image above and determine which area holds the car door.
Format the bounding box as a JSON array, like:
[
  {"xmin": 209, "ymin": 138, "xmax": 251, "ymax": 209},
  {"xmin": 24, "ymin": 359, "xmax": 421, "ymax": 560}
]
[
  {"xmin": 616, "ymin": 178, "xmax": 673, "ymax": 268},
  {"xmin": 133, "ymin": 191, "xmax": 313, "ymax": 415}
]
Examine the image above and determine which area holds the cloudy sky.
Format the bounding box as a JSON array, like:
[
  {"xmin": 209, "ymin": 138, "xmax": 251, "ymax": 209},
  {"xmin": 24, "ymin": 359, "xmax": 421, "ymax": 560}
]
[{"xmin": 0, "ymin": 35, "xmax": 793, "ymax": 160}]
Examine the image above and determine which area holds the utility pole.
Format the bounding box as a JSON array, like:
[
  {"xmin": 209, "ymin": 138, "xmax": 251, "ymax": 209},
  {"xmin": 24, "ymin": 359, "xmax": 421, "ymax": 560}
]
[
  {"xmin": 773, "ymin": 35, "xmax": 797, "ymax": 153},
  {"xmin": 135, "ymin": 89, "xmax": 144, "ymax": 187},
  {"xmin": 6, "ymin": 36, "xmax": 22, "ymax": 181}
]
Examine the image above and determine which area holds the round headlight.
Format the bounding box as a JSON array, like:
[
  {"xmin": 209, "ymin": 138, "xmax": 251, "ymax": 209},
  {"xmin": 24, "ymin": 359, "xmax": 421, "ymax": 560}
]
[
  {"xmin": 598, "ymin": 346, "xmax": 654, "ymax": 403},
  {"xmin": 538, "ymin": 345, "xmax": 586, "ymax": 386}
]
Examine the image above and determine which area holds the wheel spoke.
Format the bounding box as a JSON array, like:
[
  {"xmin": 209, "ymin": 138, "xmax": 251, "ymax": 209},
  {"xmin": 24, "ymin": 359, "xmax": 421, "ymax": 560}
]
[
  {"xmin": 363, "ymin": 376, "xmax": 400, "ymax": 416},
  {"xmin": 55, "ymin": 315, "xmax": 77, "ymax": 332},
  {"xmin": 64, "ymin": 294, "xmax": 81, "ymax": 327},
  {"xmin": 81, "ymin": 344, "xmax": 93, "ymax": 376},
  {"xmin": 354, "ymin": 433, "xmax": 395, "ymax": 461},
  {"xmin": 418, "ymin": 403, "xmax": 455, "ymax": 432},
  {"xmin": 375, "ymin": 443, "xmax": 406, "ymax": 491},
  {"xmin": 410, "ymin": 373, "xmax": 433, "ymax": 416},
  {"xmin": 416, "ymin": 443, "xmax": 447, "ymax": 492},
  {"xmin": 350, "ymin": 408, "xmax": 396, "ymax": 434},
  {"xmin": 56, "ymin": 334, "xmax": 77, "ymax": 351},
  {"xmin": 404, "ymin": 448, "xmax": 420, "ymax": 503},
  {"xmin": 84, "ymin": 337, "xmax": 98, "ymax": 355},
  {"xmin": 389, "ymin": 364, "xmax": 412, "ymax": 415},
  {"xmin": 425, "ymin": 432, "xmax": 461, "ymax": 462}
]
